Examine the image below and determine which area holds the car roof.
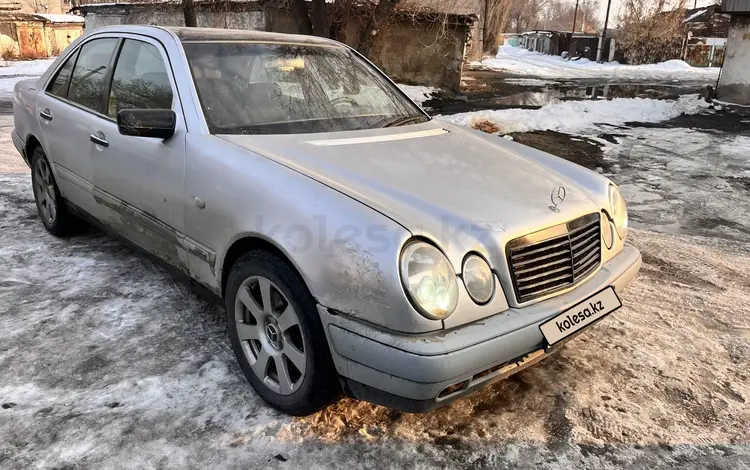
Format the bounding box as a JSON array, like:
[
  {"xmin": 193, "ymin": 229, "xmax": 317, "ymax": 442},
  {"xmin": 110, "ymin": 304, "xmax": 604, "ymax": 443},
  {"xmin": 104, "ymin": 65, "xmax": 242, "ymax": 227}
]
[
  {"xmin": 83, "ymin": 25, "xmax": 344, "ymax": 48},
  {"xmin": 85, "ymin": 25, "xmax": 343, "ymax": 46},
  {"xmin": 166, "ymin": 26, "xmax": 338, "ymax": 45}
]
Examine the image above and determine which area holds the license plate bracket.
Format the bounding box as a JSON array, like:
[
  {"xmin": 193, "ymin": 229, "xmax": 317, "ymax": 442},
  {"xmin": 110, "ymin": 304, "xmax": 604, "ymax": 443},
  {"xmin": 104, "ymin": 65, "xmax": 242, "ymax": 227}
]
[{"xmin": 539, "ymin": 286, "xmax": 622, "ymax": 348}]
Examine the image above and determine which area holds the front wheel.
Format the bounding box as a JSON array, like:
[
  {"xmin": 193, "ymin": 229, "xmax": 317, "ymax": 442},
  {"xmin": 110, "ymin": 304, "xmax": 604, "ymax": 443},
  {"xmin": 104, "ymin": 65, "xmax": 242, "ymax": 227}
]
[{"xmin": 225, "ymin": 250, "xmax": 340, "ymax": 415}]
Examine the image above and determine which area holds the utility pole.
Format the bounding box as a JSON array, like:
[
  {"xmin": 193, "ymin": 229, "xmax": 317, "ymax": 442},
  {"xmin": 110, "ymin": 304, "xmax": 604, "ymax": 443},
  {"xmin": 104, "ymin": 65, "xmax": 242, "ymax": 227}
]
[
  {"xmin": 571, "ymin": 0, "xmax": 579, "ymax": 33},
  {"xmin": 596, "ymin": 0, "xmax": 613, "ymax": 63}
]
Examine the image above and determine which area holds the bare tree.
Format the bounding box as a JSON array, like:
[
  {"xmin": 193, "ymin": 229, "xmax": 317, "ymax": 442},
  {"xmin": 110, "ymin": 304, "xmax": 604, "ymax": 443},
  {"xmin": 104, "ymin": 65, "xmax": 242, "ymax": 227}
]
[
  {"xmin": 182, "ymin": 0, "xmax": 197, "ymax": 27},
  {"xmin": 356, "ymin": 0, "xmax": 404, "ymax": 56},
  {"xmin": 509, "ymin": 0, "xmax": 547, "ymax": 33},
  {"xmin": 543, "ymin": 0, "xmax": 600, "ymax": 32},
  {"xmin": 310, "ymin": 0, "xmax": 329, "ymax": 36},
  {"xmin": 483, "ymin": 0, "xmax": 514, "ymax": 52},
  {"xmin": 617, "ymin": 0, "xmax": 687, "ymax": 63}
]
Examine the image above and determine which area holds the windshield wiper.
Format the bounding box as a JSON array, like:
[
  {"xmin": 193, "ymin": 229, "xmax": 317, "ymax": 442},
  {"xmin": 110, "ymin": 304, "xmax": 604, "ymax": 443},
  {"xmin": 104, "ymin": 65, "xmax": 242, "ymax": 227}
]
[{"xmin": 379, "ymin": 115, "xmax": 428, "ymax": 128}]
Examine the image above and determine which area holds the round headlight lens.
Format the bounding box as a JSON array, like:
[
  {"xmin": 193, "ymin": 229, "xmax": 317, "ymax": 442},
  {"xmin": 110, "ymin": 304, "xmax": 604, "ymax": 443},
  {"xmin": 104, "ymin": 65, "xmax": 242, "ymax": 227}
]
[
  {"xmin": 400, "ymin": 241, "xmax": 458, "ymax": 320},
  {"xmin": 608, "ymin": 184, "xmax": 628, "ymax": 239},
  {"xmin": 462, "ymin": 255, "xmax": 494, "ymax": 304}
]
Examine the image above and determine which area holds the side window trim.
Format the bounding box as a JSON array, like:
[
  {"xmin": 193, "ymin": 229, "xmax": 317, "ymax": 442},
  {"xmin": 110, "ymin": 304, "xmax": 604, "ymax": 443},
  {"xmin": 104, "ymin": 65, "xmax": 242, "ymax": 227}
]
[
  {"xmin": 42, "ymin": 33, "xmax": 186, "ymax": 129},
  {"xmin": 64, "ymin": 49, "xmax": 81, "ymax": 99},
  {"xmin": 44, "ymin": 36, "xmax": 120, "ymax": 122},
  {"xmin": 104, "ymin": 32, "xmax": 186, "ymax": 131},
  {"xmin": 100, "ymin": 38, "xmax": 125, "ymax": 115},
  {"xmin": 106, "ymin": 37, "xmax": 177, "ymax": 118}
]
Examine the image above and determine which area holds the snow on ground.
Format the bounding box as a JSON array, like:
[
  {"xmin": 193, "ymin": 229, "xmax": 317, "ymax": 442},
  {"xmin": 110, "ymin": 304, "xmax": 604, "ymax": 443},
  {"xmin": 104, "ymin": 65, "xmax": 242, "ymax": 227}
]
[
  {"xmin": 0, "ymin": 59, "xmax": 53, "ymax": 98},
  {"xmin": 0, "ymin": 58, "xmax": 54, "ymax": 76},
  {"xmin": 0, "ymin": 167, "xmax": 748, "ymax": 467},
  {"xmin": 598, "ymin": 125, "xmax": 750, "ymax": 242},
  {"xmin": 477, "ymin": 45, "xmax": 719, "ymax": 81},
  {"xmin": 396, "ymin": 83, "xmax": 438, "ymax": 106},
  {"xmin": 439, "ymin": 94, "xmax": 711, "ymax": 134}
]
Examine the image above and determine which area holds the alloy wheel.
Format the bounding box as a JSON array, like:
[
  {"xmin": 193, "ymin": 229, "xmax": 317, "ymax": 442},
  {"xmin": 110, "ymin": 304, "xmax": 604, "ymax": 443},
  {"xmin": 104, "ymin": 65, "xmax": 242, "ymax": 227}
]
[
  {"xmin": 234, "ymin": 275, "xmax": 307, "ymax": 395},
  {"xmin": 33, "ymin": 157, "xmax": 57, "ymax": 224}
]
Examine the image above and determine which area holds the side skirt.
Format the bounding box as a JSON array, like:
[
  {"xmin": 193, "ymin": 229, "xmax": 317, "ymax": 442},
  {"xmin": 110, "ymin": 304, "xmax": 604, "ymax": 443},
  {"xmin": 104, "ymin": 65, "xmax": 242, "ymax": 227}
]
[{"xmin": 65, "ymin": 200, "xmax": 225, "ymax": 307}]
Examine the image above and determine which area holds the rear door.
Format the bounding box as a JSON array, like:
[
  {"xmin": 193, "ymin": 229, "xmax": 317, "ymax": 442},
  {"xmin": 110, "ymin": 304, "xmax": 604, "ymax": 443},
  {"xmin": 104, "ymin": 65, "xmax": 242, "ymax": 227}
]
[
  {"xmin": 90, "ymin": 36, "xmax": 189, "ymax": 272},
  {"xmin": 36, "ymin": 37, "xmax": 119, "ymax": 215}
]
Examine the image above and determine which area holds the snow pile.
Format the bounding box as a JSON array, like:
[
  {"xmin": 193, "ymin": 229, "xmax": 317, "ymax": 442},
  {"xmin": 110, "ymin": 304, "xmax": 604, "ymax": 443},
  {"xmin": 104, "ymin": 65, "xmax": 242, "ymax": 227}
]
[
  {"xmin": 439, "ymin": 94, "xmax": 711, "ymax": 134},
  {"xmin": 0, "ymin": 58, "xmax": 54, "ymax": 97},
  {"xmin": 477, "ymin": 45, "xmax": 719, "ymax": 80},
  {"xmin": 396, "ymin": 83, "xmax": 438, "ymax": 106}
]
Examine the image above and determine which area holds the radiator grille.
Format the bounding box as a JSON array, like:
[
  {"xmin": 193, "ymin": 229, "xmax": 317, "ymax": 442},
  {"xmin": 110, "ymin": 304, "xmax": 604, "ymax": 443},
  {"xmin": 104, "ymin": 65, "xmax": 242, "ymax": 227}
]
[{"xmin": 507, "ymin": 213, "xmax": 601, "ymax": 303}]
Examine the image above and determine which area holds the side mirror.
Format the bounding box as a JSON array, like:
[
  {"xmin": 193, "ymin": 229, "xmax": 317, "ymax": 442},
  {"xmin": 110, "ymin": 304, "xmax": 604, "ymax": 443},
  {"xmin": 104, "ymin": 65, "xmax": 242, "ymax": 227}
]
[{"xmin": 117, "ymin": 109, "xmax": 176, "ymax": 139}]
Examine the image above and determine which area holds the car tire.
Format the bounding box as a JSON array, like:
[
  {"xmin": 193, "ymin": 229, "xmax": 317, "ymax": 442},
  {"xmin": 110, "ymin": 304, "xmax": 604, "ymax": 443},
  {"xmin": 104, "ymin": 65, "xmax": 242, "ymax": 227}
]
[
  {"xmin": 225, "ymin": 250, "xmax": 340, "ymax": 416},
  {"xmin": 30, "ymin": 147, "xmax": 85, "ymax": 236}
]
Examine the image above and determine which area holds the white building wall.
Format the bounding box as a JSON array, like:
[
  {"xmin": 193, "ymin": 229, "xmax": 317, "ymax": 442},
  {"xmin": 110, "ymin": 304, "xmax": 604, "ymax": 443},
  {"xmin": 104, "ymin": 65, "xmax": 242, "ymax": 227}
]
[
  {"xmin": 718, "ymin": 14, "xmax": 750, "ymax": 105},
  {"xmin": 83, "ymin": 9, "xmax": 265, "ymax": 33}
]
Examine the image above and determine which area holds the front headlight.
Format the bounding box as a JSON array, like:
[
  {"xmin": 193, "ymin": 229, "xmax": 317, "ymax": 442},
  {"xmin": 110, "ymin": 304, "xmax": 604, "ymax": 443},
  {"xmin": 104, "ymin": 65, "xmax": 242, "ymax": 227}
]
[
  {"xmin": 608, "ymin": 184, "xmax": 628, "ymax": 239},
  {"xmin": 462, "ymin": 254, "xmax": 494, "ymax": 304},
  {"xmin": 400, "ymin": 241, "xmax": 458, "ymax": 320}
]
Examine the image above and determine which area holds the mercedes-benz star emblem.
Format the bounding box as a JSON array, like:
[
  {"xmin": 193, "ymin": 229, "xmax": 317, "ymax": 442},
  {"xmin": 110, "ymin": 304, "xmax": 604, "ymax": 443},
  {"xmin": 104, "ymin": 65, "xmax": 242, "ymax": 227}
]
[
  {"xmin": 266, "ymin": 323, "xmax": 280, "ymax": 345},
  {"xmin": 550, "ymin": 185, "xmax": 566, "ymax": 212}
]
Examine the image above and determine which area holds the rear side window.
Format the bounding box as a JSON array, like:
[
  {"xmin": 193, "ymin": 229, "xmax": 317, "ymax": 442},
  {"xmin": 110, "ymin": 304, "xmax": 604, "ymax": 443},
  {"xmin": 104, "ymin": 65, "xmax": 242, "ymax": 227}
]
[
  {"xmin": 107, "ymin": 39, "xmax": 173, "ymax": 117},
  {"xmin": 67, "ymin": 38, "xmax": 118, "ymax": 112},
  {"xmin": 47, "ymin": 49, "xmax": 80, "ymax": 98}
]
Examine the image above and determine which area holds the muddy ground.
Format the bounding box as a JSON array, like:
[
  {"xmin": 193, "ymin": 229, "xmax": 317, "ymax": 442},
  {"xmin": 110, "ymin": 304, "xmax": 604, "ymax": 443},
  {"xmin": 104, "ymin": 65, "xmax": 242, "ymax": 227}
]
[{"xmin": 1, "ymin": 92, "xmax": 749, "ymax": 467}]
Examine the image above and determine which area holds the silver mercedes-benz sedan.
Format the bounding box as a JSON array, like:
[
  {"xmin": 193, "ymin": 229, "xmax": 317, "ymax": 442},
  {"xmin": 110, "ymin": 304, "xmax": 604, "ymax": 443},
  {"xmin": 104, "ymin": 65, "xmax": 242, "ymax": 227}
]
[{"xmin": 12, "ymin": 26, "xmax": 641, "ymax": 415}]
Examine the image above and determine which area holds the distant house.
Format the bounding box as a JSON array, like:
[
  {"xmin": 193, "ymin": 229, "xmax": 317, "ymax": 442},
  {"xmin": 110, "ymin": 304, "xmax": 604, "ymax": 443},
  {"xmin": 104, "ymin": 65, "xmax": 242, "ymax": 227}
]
[
  {"xmin": 717, "ymin": 0, "xmax": 750, "ymax": 104},
  {"xmin": 517, "ymin": 30, "xmax": 615, "ymax": 62},
  {"xmin": 0, "ymin": 0, "xmax": 71, "ymax": 15},
  {"xmin": 681, "ymin": 4, "xmax": 731, "ymax": 67},
  {"xmin": 0, "ymin": 12, "xmax": 82, "ymax": 58},
  {"xmin": 501, "ymin": 32, "xmax": 522, "ymax": 47},
  {"xmin": 74, "ymin": 0, "xmax": 478, "ymax": 91}
]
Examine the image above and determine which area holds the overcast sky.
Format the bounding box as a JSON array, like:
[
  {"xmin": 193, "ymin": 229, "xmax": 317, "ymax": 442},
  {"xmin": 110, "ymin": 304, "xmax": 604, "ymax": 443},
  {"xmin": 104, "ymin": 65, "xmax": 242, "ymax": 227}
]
[{"xmin": 595, "ymin": 0, "xmax": 719, "ymax": 27}]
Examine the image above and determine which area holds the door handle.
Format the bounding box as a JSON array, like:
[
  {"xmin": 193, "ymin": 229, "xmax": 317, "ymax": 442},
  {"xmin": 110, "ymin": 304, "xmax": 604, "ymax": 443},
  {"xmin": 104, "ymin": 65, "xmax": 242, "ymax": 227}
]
[
  {"xmin": 89, "ymin": 133, "xmax": 109, "ymax": 147},
  {"xmin": 39, "ymin": 109, "xmax": 53, "ymax": 121}
]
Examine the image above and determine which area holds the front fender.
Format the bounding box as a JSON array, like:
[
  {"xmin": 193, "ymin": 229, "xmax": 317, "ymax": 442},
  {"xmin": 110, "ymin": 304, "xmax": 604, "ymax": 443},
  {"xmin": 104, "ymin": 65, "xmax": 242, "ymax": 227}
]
[{"xmin": 185, "ymin": 134, "xmax": 442, "ymax": 333}]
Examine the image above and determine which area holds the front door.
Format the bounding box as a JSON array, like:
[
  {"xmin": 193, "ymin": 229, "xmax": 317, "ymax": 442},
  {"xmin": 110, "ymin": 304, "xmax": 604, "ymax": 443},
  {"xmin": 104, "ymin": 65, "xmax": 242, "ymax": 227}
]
[{"xmin": 89, "ymin": 37, "xmax": 189, "ymax": 272}]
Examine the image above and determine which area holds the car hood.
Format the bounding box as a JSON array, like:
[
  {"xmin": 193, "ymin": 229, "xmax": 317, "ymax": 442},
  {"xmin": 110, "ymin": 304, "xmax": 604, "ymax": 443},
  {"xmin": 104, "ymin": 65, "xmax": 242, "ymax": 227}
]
[{"xmin": 220, "ymin": 120, "xmax": 610, "ymax": 268}]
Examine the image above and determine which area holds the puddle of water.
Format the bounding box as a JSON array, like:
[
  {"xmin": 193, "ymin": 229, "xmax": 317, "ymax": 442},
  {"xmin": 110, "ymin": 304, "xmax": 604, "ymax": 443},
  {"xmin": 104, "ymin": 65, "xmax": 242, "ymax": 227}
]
[
  {"xmin": 500, "ymin": 83, "xmax": 708, "ymax": 106},
  {"xmin": 427, "ymin": 80, "xmax": 711, "ymax": 115}
]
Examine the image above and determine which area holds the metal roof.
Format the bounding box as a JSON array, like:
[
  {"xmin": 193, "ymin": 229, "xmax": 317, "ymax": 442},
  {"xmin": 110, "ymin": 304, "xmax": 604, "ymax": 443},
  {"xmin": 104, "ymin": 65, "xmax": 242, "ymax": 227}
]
[{"xmin": 722, "ymin": 0, "xmax": 750, "ymax": 13}]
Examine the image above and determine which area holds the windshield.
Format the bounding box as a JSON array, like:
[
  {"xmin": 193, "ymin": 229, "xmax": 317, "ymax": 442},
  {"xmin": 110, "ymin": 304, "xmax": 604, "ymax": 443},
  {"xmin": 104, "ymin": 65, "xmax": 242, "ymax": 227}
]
[{"xmin": 183, "ymin": 42, "xmax": 428, "ymax": 135}]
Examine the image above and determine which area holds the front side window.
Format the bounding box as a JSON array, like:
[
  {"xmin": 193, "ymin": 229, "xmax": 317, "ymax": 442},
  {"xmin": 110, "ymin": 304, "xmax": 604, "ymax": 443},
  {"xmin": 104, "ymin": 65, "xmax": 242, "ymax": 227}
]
[
  {"xmin": 67, "ymin": 38, "xmax": 118, "ymax": 112},
  {"xmin": 183, "ymin": 42, "xmax": 427, "ymax": 135},
  {"xmin": 47, "ymin": 48, "xmax": 80, "ymax": 98},
  {"xmin": 107, "ymin": 39, "xmax": 173, "ymax": 117}
]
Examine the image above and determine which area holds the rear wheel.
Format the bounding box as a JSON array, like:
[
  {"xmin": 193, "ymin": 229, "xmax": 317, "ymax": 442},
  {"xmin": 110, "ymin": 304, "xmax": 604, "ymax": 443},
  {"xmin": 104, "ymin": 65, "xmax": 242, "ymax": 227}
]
[
  {"xmin": 30, "ymin": 147, "xmax": 85, "ymax": 236},
  {"xmin": 225, "ymin": 250, "xmax": 340, "ymax": 415}
]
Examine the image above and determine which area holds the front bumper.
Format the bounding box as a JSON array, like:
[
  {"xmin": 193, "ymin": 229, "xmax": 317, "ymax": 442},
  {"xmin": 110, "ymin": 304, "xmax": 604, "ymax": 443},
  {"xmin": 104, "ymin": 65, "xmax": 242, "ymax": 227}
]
[{"xmin": 319, "ymin": 244, "xmax": 642, "ymax": 412}]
